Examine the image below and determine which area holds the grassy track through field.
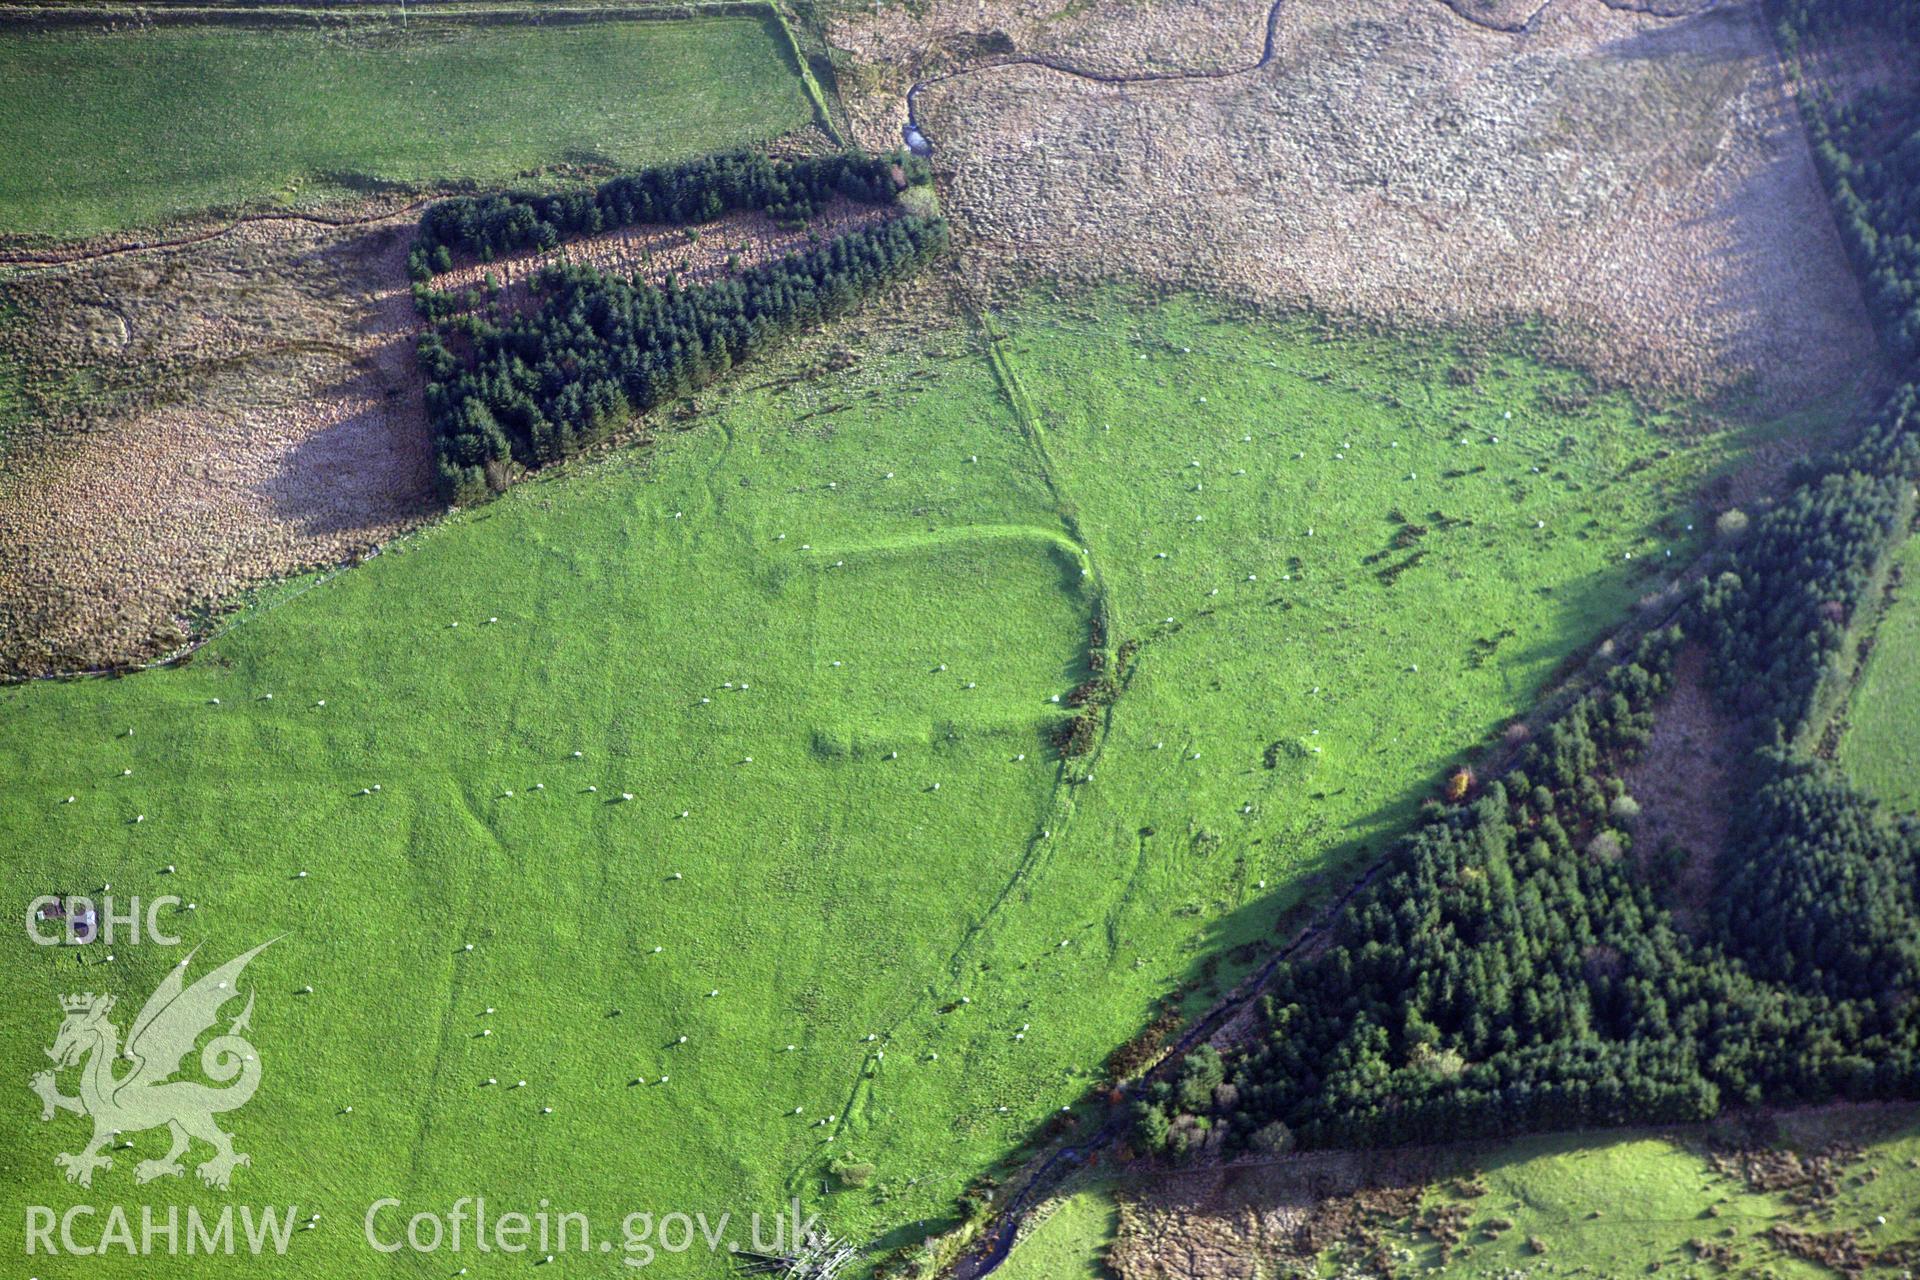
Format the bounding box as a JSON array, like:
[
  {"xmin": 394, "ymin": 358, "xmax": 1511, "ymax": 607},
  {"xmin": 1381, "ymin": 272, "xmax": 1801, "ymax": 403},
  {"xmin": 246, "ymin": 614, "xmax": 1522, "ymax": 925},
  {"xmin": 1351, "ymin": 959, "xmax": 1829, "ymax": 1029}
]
[
  {"xmin": 0, "ymin": 295, "xmax": 1857, "ymax": 1275},
  {"xmin": 0, "ymin": 14, "xmax": 814, "ymax": 241}
]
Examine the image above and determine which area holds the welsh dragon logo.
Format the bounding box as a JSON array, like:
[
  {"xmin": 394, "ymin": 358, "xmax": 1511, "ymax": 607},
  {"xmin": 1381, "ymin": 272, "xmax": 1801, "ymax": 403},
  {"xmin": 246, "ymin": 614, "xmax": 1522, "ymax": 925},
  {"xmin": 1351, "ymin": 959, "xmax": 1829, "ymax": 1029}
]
[{"xmin": 30, "ymin": 940, "xmax": 274, "ymax": 1190}]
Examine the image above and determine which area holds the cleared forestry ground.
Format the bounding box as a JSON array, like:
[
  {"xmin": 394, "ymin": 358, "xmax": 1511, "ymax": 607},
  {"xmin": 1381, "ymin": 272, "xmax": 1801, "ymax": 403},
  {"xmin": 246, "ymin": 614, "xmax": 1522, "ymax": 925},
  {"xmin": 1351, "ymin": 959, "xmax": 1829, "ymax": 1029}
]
[
  {"xmin": 1005, "ymin": 1105, "xmax": 1920, "ymax": 1279},
  {"xmin": 0, "ymin": 7, "xmax": 830, "ymax": 676},
  {"xmin": 0, "ymin": 292, "xmax": 1855, "ymax": 1274},
  {"xmin": 0, "ymin": 13, "xmax": 816, "ymax": 242},
  {"xmin": 832, "ymin": 0, "xmax": 1886, "ymax": 413}
]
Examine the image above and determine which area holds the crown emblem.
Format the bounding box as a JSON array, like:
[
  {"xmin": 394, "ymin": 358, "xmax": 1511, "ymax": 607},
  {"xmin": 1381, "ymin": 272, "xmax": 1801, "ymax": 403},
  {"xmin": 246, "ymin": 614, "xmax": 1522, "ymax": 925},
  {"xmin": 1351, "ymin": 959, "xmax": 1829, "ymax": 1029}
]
[{"xmin": 60, "ymin": 992, "xmax": 110, "ymax": 1014}]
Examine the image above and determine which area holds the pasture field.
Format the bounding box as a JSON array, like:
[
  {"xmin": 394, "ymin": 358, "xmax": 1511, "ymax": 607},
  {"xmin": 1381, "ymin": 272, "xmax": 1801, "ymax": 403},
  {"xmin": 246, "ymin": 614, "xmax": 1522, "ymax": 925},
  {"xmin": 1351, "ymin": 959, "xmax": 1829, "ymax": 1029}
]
[
  {"xmin": 996, "ymin": 1187, "xmax": 1116, "ymax": 1280},
  {"xmin": 0, "ymin": 294, "xmax": 1839, "ymax": 1274},
  {"xmin": 0, "ymin": 16, "xmax": 814, "ymax": 241},
  {"xmin": 1350, "ymin": 1108, "xmax": 1920, "ymax": 1279},
  {"xmin": 1015, "ymin": 1107, "xmax": 1920, "ymax": 1278},
  {"xmin": 1841, "ymin": 533, "xmax": 1920, "ymax": 813}
]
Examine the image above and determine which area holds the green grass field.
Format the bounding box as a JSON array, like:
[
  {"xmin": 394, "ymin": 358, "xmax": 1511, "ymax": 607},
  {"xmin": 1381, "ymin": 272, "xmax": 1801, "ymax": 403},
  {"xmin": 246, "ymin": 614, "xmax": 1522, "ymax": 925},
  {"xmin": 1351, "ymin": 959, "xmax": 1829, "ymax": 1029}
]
[
  {"xmin": 0, "ymin": 16, "xmax": 814, "ymax": 240},
  {"xmin": 997, "ymin": 1188, "xmax": 1117, "ymax": 1280},
  {"xmin": 0, "ymin": 294, "xmax": 1851, "ymax": 1275},
  {"xmin": 1841, "ymin": 532, "xmax": 1920, "ymax": 813},
  {"xmin": 1353, "ymin": 1108, "xmax": 1920, "ymax": 1278},
  {"xmin": 1015, "ymin": 1107, "xmax": 1920, "ymax": 1279}
]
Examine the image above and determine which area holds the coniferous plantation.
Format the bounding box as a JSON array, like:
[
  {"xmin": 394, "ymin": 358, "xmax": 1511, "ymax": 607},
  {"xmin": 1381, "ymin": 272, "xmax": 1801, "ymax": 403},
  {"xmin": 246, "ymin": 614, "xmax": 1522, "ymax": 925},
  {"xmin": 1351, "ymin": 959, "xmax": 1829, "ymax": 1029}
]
[
  {"xmin": 1132, "ymin": 0, "xmax": 1920, "ymax": 1161},
  {"xmin": 12, "ymin": 4, "xmax": 1920, "ymax": 1275},
  {"xmin": 410, "ymin": 153, "xmax": 947, "ymax": 502}
]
